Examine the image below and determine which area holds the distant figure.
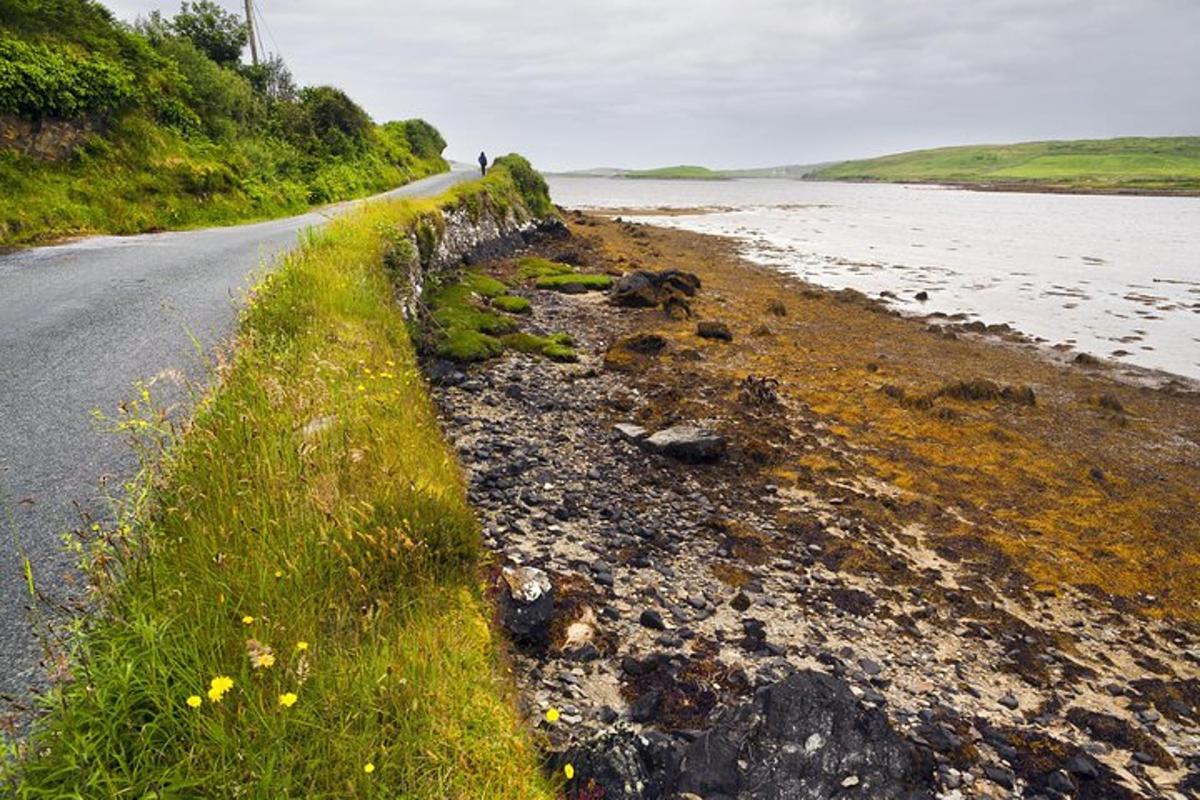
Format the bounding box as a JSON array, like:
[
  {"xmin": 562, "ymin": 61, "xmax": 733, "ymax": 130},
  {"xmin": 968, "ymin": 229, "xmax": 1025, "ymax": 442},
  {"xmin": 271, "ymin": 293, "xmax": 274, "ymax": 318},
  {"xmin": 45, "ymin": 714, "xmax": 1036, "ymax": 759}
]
[{"xmin": 478, "ymin": 151, "xmax": 488, "ymax": 177}]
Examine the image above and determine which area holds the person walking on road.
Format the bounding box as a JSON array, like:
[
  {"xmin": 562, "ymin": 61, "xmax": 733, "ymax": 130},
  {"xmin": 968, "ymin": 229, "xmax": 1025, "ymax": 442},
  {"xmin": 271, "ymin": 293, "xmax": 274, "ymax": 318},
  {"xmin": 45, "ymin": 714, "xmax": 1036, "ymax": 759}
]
[{"xmin": 478, "ymin": 151, "xmax": 488, "ymax": 177}]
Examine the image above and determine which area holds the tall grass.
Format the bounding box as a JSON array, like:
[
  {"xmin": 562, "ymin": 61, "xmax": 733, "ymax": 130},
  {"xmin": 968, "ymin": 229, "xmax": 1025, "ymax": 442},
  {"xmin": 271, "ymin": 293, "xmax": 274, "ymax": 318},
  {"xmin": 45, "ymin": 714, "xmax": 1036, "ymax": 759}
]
[{"xmin": 3, "ymin": 181, "xmax": 554, "ymax": 798}]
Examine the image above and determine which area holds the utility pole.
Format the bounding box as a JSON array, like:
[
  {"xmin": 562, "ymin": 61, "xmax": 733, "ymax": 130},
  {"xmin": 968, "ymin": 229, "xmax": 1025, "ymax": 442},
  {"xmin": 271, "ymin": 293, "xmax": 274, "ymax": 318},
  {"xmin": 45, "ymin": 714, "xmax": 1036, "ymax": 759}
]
[{"xmin": 244, "ymin": 0, "xmax": 259, "ymax": 66}]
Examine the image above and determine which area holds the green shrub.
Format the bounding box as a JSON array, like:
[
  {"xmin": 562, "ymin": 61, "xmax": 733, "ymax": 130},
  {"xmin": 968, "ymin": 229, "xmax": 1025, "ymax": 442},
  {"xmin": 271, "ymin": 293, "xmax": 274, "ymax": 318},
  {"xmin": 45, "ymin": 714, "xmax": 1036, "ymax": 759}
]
[
  {"xmin": 0, "ymin": 34, "xmax": 136, "ymax": 117},
  {"xmin": 492, "ymin": 153, "xmax": 554, "ymax": 217}
]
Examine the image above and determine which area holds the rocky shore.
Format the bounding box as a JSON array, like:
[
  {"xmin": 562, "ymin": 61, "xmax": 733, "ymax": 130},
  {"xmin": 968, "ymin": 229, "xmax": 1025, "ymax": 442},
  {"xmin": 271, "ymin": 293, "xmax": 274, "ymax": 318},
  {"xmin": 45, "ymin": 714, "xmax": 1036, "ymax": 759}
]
[{"xmin": 427, "ymin": 212, "xmax": 1200, "ymax": 799}]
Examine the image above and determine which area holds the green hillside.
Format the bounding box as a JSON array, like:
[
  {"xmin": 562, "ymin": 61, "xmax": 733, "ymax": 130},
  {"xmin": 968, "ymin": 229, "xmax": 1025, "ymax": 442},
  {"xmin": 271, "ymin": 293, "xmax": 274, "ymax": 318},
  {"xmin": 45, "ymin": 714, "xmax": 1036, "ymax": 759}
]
[
  {"xmin": 624, "ymin": 164, "xmax": 731, "ymax": 180},
  {"xmin": 808, "ymin": 137, "xmax": 1200, "ymax": 194},
  {"xmin": 0, "ymin": 0, "xmax": 449, "ymax": 246}
]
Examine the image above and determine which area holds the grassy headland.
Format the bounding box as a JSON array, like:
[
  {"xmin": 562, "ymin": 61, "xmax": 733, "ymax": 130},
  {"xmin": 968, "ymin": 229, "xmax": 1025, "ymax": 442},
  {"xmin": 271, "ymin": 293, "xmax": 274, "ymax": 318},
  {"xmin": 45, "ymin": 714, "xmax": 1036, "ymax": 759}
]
[
  {"xmin": 2, "ymin": 161, "xmax": 555, "ymax": 798},
  {"xmin": 808, "ymin": 136, "xmax": 1200, "ymax": 194},
  {"xmin": 624, "ymin": 164, "xmax": 731, "ymax": 180},
  {"xmin": 0, "ymin": 0, "xmax": 448, "ymax": 246}
]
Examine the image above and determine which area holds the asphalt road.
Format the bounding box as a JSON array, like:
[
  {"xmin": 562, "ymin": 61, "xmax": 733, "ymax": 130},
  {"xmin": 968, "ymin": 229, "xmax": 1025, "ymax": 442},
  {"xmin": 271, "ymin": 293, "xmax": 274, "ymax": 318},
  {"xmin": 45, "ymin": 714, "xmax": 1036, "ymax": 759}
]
[{"xmin": 0, "ymin": 168, "xmax": 475, "ymax": 703}]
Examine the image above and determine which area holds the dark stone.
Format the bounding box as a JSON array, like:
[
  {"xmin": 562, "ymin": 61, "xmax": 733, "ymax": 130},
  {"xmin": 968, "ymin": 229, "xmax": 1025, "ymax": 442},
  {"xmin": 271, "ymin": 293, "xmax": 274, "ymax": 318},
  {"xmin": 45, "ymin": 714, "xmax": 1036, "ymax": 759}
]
[
  {"xmin": 914, "ymin": 291, "xmax": 929, "ymax": 301},
  {"xmin": 496, "ymin": 565, "xmax": 553, "ymax": 647},
  {"xmin": 984, "ymin": 765, "xmax": 1015, "ymax": 789},
  {"xmin": 554, "ymin": 729, "xmax": 681, "ymax": 800},
  {"xmin": 641, "ymin": 426, "xmax": 726, "ymax": 463},
  {"xmin": 730, "ymin": 591, "xmax": 752, "ymax": 611},
  {"xmin": 640, "ymin": 609, "xmax": 666, "ymax": 631},
  {"xmin": 677, "ymin": 670, "xmax": 936, "ymax": 799},
  {"xmin": 630, "ymin": 689, "xmax": 664, "ymax": 722},
  {"xmin": 612, "ymin": 269, "xmax": 702, "ymax": 309},
  {"xmin": 697, "ymin": 321, "xmax": 733, "ymax": 341},
  {"xmin": 1065, "ymin": 754, "xmax": 1100, "ymax": 780}
]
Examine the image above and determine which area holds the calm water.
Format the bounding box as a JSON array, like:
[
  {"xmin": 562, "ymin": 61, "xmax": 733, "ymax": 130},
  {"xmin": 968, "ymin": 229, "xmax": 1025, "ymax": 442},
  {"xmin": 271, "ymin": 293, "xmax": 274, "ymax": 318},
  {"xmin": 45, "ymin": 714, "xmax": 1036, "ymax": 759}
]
[{"xmin": 548, "ymin": 176, "xmax": 1200, "ymax": 380}]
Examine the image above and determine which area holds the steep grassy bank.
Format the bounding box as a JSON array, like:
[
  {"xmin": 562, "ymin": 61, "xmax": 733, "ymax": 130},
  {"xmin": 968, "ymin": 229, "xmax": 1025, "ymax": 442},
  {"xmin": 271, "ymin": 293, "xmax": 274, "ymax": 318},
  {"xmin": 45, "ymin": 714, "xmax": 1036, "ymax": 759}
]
[
  {"xmin": 2, "ymin": 160, "xmax": 555, "ymax": 798},
  {"xmin": 808, "ymin": 136, "xmax": 1200, "ymax": 194},
  {"xmin": 0, "ymin": 0, "xmax": 448, "ymax": 246}
]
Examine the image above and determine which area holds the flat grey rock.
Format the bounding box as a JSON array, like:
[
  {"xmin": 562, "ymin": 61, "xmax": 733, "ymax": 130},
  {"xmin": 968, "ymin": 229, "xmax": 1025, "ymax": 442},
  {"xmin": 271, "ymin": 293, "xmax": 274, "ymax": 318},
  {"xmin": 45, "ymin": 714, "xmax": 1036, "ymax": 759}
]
[{"xmin": 642, "ymin": 425, "xmax": 726, "ymax": 462}]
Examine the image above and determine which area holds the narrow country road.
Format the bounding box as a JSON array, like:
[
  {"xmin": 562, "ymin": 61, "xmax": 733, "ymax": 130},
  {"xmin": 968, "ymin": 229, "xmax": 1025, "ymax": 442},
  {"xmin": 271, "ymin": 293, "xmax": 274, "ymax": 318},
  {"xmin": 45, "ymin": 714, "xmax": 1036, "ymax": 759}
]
[{"xmin": 0, "ymin": 167, "xmax": 475, "ymax": 704}]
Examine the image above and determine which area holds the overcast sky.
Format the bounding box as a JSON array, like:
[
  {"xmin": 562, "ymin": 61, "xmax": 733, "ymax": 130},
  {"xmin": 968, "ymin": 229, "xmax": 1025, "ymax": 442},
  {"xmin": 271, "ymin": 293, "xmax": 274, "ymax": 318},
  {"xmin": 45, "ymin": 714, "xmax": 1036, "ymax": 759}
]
[{"xmin": 104, "ymin": 0, "xmax": 1200, "ymax": 170}]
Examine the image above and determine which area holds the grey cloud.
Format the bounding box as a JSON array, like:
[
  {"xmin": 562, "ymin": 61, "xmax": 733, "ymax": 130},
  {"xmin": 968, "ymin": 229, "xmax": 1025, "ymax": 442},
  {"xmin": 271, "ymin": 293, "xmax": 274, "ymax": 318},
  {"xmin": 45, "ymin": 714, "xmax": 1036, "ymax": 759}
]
[{"xmin": 104, "ymin": 0, "xmax": 1200, "ymax": 169}]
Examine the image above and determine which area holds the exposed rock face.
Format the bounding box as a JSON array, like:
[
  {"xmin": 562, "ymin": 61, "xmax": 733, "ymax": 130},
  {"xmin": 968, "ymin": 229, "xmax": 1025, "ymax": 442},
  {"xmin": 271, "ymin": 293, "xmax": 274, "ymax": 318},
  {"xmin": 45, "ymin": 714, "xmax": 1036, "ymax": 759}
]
[
  {"xmin": 642, "ymin": 425, "xmax": 726, "ymax": 462},
  {"xmin": 0, "ymin": 115, "xmax": 103, "ymax": 160},
  {"xmin": 498, "ymin": 565, "xmax": 554, "ymax": 646},
  {"xmin": 557, "ymin": 729, "xmax": 680, "ymax": 800},
  {"xmin": 611, "ymin": 269, "xmax": 702, "ymax": 308},
  {"xmin": 677, "ymin": 671, "xmax": 934, "ymax": 800}
]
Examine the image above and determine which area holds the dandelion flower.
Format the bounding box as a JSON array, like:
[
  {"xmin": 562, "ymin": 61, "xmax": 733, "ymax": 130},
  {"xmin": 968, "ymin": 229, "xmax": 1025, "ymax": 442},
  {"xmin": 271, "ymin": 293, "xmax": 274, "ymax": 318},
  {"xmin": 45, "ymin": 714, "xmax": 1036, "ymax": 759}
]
[
  {"xmin": 545, "ymin": 707, "xmax": 560, "ymax": 724},
  {"xmin": 363, "ymin": 763, "xmax": 375, "ymax": 774},
  {"xmin": 207, "ymin": 675, "xmax": 233, "ymax": 703},
  {"xmin": 278, "ymin": 692, "xmax": 298, "ymax": 708},
  {"xmin": 242, "ymin": 615, "xmax": 255, "ymax": 625},
  {"xmin": 564, "ymin": 763, "xmax": 575, "ymax": 780},
  {"xmin": 295, "ymin": 641, "xmax": 309, "ymax": 652},
  {"xmin": 186, "ymin": 695, "xmax": 202, "ymax": 709},
  {"xmin": 253, "ymin": 651, "xmax": 275, "ymax": 668},
  {"xmin": 274, "ymin": 570, "xmax": 283, "ymax": 578}
]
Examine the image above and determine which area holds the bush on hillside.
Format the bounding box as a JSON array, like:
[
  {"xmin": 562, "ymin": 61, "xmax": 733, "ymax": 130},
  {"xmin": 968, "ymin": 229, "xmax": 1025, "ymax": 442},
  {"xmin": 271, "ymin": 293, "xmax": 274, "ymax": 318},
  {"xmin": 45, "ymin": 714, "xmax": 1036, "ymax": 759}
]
[
  {"xmin": 493, "ymin": 153, "xmax": 554, "ymax": 217},
  {"xmin": 294, "ymin": 85, "xmax": 373, "ymax": 157},
  {"xmin": 0, "ymin": 34, "xmax": 136, "ymax": 118}
]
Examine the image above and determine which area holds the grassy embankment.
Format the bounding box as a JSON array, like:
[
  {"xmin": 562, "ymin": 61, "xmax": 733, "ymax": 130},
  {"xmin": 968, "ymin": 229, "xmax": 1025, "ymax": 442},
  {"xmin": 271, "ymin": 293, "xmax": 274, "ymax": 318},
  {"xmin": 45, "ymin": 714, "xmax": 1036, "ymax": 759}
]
[
  {"xmin": 808, "ymin": 136, "xmax": 1200, "ymax": 194},
  {"xmin": 0, "ymin": 0, "xmax": 448, "ymax": 246},
  {"xmin": 2, "ymin": 158, "xmax": 556, "ymax": 798}
]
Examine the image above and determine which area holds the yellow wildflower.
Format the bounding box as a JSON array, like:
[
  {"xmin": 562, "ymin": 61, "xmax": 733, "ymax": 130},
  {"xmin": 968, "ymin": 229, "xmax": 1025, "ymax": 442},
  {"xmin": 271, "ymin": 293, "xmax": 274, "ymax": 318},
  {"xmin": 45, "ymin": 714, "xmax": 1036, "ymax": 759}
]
[
  {"xmin": 356, "ymin": 384, "xmax": 366, "ymax": 393},
  {"xmin": 363, "ymin": 763, "xmax": 375, "ymax": 774},
  {"xmin": 241, "ymin": 615, "xmax": 254, "ymax": 625},
  {"xmin": 278, "ymin": 692, "xmax": 298, "ymax": 708},
  {"xmin": 274, "ymin": 570, "xmax": 283, "ymax": 578},
  {"xmin": 564, "ymin": 763, "xmax": 575, "ymax": 780},
  {"xmin": 186, "ymin": 695, "xmax": 202, "ymax": 709},
  {"xmin": 253, "ymin": 651, "xmax": 275, "ymax": 669},
  {"xmin": 207, "ymin": 675, "xmax": 233, "ymax": 703},
  {"xmin": 295, "ymin": 641, "xmax": 309, "ymax": 652},
  {"xmin": 545, "ymin": 707, "xmax": 560, "ymax": 724},
  {"xmin": 246, "ymin": 639, "xmax": 276, "ymax": 669}
]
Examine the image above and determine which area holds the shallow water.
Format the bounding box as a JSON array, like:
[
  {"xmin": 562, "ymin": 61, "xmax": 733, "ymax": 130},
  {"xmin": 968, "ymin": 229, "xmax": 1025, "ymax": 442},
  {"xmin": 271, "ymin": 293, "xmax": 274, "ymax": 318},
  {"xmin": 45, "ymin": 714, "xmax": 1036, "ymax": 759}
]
[{"xmin": 548, "ymin": 176, "xmax": 1200, "ymax": 380}]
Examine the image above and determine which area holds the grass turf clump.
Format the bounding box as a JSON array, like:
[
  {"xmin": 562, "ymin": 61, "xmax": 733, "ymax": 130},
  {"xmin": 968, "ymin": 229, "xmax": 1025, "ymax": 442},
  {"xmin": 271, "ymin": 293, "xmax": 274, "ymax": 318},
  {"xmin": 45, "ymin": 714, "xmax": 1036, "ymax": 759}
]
[
  {"xmin": 534, "ymin": 273, "xmax": 613, "ymax": 291},
  {"xmin": 516, "ymin": 256, "xmax": 574, "ymax": 282},
  {"xmin": 492, "ymin": 295, "xmax": 531, "ymax": 314},
  {"xmin": 5, "ymin": 190, "xmax": 554, "ymax": 798},
  {"xmin": 501, "ymin": 331, "xmax": 578, "ymax": 362}
]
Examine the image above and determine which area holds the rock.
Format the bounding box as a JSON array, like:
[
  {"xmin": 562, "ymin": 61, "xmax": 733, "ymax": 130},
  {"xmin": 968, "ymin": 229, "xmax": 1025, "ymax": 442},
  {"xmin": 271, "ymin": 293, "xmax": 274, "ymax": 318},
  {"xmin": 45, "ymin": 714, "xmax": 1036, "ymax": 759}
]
[
  {"xmin": 615, "ymin": 423, "xmax": 649, "ymax": 442},
  {"xmin": 640, "ymin": 609, "xmax": 666, "ymax": 631},
  {"xmin": 676, "ymin": 670, "xmax": 935, "ymax": 799},
  {"xmin": 860, "ymin": 658, "xmax": 883, "ymax": 677},
  {"xmin": 612, "ymin": 269, "xmax": 702, "ymax": 309},
  {"xmin": 697, "ymin": 321, "xmax": 733, "ymax": 342},
  {"xmin": 641, "ymin": 426, "xmax": 726, "ymax": 463},
  {"xmin": 915, "ymin": 291, "xmax": 929, "ymax": 301},
  {"xmin": 1064, "ymin": 754, "xmax": 1100, "ymax": 780},
  {"xmin": 999, "ymin": 693, "xmax": 1019, "ymax": 710},
  {"xmin": 605, "ymin": 333, "xmax": 669, "ymax": 371},
  {"xmin": 983, "ymin": 765, "xmax": 1014, "ymax": 789},
  {"xmin": 498, "ymin": 565, "xmax": 554, "ymax": 646},
  {"xmin": 630, "ymin": 689, "xmax": 663, "ymax": 722},
  {"xmin": 554, "ymin": 729, "xmax": 680, "ymax": 800}
]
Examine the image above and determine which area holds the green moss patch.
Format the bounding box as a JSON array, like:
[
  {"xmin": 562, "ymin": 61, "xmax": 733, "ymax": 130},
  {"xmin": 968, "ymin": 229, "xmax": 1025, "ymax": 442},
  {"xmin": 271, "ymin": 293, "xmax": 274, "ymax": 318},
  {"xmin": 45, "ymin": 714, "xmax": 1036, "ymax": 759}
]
[
  {"xmin": 492, "ymin": 295, "xmax": 531, "ymax": 314},
  {"xmin": 534, "ymin": 273, "xmax": 613, "ymax": 291},
  {"xmin": 516, "ymin": 256, "xmax": 575, "ymax": 282}
]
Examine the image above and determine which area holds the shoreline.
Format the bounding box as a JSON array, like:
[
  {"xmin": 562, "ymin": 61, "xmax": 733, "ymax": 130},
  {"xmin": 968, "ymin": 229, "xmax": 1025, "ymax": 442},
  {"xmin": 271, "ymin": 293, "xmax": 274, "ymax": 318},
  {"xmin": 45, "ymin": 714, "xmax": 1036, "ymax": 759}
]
[
  {"xmin": 431, "ymin": 210, "xmax": 1200, "ymax": 798},
  {"xmin": 809, "ymin": 177, "xmax": 1200, "ymax": 199}
]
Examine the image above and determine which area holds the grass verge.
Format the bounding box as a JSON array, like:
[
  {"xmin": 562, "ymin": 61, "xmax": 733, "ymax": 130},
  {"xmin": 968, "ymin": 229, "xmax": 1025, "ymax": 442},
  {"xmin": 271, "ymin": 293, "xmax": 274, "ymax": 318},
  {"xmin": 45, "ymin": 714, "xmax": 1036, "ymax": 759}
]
[{"xmin": 3, "ymin": 182, "xmax": 554, "ymax": 798}]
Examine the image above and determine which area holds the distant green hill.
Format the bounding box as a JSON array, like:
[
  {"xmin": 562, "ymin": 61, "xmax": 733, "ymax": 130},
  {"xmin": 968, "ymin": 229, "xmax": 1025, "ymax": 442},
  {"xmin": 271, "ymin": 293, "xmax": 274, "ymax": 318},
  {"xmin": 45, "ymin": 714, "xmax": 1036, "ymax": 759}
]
[
  {"xmin": 0, "ymin": 0, "xmax": 448, "ymax": 245},
  {"xmin": 623, "ymin": 165, "xmax": 730, "ymax": 180},
  {"xmin": 808, "ymin": 137, "xmax": 1200, "ymax": 194}
]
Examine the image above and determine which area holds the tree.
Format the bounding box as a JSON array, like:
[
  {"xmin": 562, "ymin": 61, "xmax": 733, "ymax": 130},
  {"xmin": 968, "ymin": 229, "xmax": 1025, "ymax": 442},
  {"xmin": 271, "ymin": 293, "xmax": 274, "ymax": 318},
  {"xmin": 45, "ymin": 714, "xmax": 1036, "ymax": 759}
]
[
  {"xmin": 243, "ymin": 53, "xmax": 296, "ymax": 102},
  {"xmin": 170, "ymin": 1, "xmax": 247, "ymax": 67}
]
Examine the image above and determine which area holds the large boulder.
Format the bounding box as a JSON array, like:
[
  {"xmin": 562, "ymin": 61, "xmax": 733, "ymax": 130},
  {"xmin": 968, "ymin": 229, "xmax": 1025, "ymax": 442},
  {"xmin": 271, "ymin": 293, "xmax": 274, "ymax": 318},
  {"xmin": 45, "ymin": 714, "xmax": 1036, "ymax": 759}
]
[
  {"xmin": 497, "ymin": 565, "xmax": 553, "ymax": 646},
  {"xmin": 642, "ymin": 425, "xmax": 726, "ymax": 462},
  {"xmin": 611, "ymin": 269, "xmax": 702, "ymax": 308},
  {"xmin": 677, "ymin": 671, "xmax": 935, "ymax": 799}
]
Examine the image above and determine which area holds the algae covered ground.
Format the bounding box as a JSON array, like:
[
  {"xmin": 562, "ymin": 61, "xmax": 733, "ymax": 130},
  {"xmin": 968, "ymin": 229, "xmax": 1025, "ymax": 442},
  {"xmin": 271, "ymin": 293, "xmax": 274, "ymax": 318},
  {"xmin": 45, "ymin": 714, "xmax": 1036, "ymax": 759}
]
[
  {"xmin": 2, "ymin": 166, "xmax": 555, "ymax": 798},
  {"xmin": 808, "ymin": 136, "xmax": 1200, "ymax": 194}
]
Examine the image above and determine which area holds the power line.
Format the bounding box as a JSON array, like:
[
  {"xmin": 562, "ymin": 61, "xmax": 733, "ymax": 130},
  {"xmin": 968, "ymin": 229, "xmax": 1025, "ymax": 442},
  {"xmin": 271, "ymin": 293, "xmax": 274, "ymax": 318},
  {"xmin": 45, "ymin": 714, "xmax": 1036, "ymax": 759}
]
[{"xmin": 253, "ymin": 0, "xmax": 283, "ymax": 63}]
